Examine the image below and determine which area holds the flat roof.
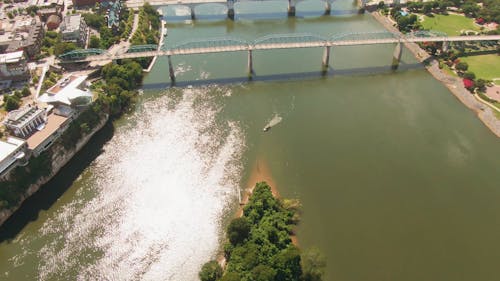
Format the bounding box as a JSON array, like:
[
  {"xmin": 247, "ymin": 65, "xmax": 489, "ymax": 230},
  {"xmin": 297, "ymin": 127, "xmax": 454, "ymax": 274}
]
[
  {"xmin": 40, "ymin": 74, "xmax": 92, "ymax": 105},
  {"xmin": 0, "ymin": 51, "xmax": 24, "ymax": 64},
  {"xmin": 0, "ymin": 137, "xmax": 25, "ymax": 159},
  {"xmin": 26, "ymin": 113, "xmax": 68, "ymax": 150}
]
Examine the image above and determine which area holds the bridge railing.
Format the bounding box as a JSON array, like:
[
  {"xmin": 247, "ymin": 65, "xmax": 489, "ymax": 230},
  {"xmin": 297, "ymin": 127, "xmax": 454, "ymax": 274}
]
[
  {"xmin": 253, "ymin": 33, "xmax": 328, "ymax": 45},
  {"xmin": 167, "ymin": 37, "xmax": 250, "ymax": 51},
  {"xmin": 59, "ymin": 48, "xmax": 108, "ymax": 60}
]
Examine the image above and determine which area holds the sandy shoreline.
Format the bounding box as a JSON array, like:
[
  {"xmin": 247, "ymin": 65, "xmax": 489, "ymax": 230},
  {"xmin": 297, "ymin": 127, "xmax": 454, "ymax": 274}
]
[{"xmin": 370, "ymin": 11, "xmax": 500, "ymax": 138}]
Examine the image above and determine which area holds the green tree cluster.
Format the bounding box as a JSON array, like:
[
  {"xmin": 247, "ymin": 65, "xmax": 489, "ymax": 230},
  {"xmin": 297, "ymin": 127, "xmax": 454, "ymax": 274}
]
[
  {"xmin": 0, "ymin": 151, "xmax": 52, "ymax": 208},
  {"xmin": 98, "ymin": 60, "xmax": 143, "ymax": 116},
  {"xmin": 130, "ymin": 3, "xmax": 161, "ymax": 68},
  {"xmin": 42, "ymin": 31, "xmax": 78, "ymax": 56},
  {"xmin": 200, "ymin": 182, "xmax": 325, "ymax": 281}
]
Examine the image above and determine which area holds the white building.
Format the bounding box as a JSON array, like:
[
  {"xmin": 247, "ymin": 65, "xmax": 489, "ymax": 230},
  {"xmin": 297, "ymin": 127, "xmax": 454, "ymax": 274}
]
[
  {"xmin": 38, "ymin": 74, "xmax": 93, "ymax": 109},
  {"xmin": 3, "ymin": 105, "xmax": 47, "ymax": 138},
  {"xmin": 60, "ymin": 14, "xmax": 88, "ymax": 47},
  {"xmin": 0, "ymin": 137, "xmax": 27, "ymax": 177},
  {"xmin": 0, "ymin": 51, "xmax": 29, "ymax": 89}
]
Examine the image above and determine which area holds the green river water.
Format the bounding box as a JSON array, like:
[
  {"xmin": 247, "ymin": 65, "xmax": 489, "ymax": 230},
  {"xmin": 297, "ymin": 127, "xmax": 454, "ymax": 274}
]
[{"xmin": 1, "ymin": 1, "xmax": 500, "ymax": 280}]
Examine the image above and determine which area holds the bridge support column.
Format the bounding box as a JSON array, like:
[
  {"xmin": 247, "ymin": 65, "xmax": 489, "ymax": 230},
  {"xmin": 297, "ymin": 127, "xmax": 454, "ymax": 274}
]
[
  {"xmin": 324, "ymin": 1, "xmax": 331, "ymax": 15},
  {"xmin": 288, "ymin": 0, "xmax": 296, "ymax": 17},
  {"xmin": 247, "ymin": 49, "xmax": 254, "ymax": 78},
  {"xmin": 442, "ymin": 41, "xmax": 449, "ymax": 52},
  {"xmin": 391, "ymin": 42, "xmax": 403, "ymax": 70},
  {"xmin": 322, "ymin": 46, "xmax": 331, "ymax": 74},
  {"xmin": 190, "ymin": 6, "xmax": 196, "ymax": 20},
  {"xmin": 168, "ymin": 55, "xmax": 176, "ymax": 84},
  {"xmin": 227, "ymin": 0, "xmax": 235, "ymax": 20}
]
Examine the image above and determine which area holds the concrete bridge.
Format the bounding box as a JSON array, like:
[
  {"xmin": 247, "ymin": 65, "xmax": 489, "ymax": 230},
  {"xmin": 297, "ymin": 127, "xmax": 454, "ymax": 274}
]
[
  {"xmin": 59, "ymin": 32, "xmax": 500, "ymax": 83},
  {"xmin": 126, "ymin": 0, "xmax": 349, "ymax": 19}
]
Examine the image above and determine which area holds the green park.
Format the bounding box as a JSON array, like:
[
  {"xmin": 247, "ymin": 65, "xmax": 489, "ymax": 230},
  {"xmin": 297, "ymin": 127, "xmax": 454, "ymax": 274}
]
[{"xmin": 421, "ymin": 14, "xmax": 480, "ymax": 36}]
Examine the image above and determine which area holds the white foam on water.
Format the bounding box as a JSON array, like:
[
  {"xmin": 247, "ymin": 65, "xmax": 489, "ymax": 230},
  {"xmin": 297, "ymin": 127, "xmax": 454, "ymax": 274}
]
[{"xmin": 38, "ymin": 87, "xmax": 244, "ymax": 281}]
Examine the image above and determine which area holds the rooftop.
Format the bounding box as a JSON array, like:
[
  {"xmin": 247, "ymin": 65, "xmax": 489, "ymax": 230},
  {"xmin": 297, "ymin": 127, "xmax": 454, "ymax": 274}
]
[
  {"xmin": 26, "ymin": 113, "xmax": 68, "ymax": 150},
  {"xmin": 0, "ymin": 137, "xmax": 26, "ymax": 174},
  {"xmin": 0, "ymin": 51, "xmax": 24, "ymax": 64},
  {"xmin": 39, "ymin": 74, "xmax": 93, "ymax": 106},
  {"xmin": 61, "ymin": 14, "xmax": 83, "ymax": 33},
  {"xmin": 0, "ymin": 137, "xmax": 25, "ymax": 160},
  {"xmin": 5, "ymin": 105, "xmax": 44, "ymax": 127}
]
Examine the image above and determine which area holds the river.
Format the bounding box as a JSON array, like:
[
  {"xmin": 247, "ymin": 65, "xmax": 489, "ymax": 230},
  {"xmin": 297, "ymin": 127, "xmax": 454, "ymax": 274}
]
[{"xmin": 1, "ymin": 1, "xmax": 500, "ymax": 280}]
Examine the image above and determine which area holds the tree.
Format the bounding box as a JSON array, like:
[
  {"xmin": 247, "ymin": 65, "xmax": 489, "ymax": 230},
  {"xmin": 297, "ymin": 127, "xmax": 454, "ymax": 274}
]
[
  {"xmin": 462, "ymin": 3, "xmax": 480, "ymax": 17},
  {"xmin": 89, "ymin": 35, "xmax": 100, "ymax": 48},
  {"xmin": 199, "ymin": 261, "xmax": 222, "ymax": 281},
  {"xmin": 3, "ymin": 95, "xmax": 20, "ymax": 112},
  {"xmin": 423, "ymin": 3, "xmax": 433, "ymax": 14},
  {"xmin": 21, "ymin": 87, "xmax": 31, "ymax": 97},
  {"xmin": 475, "ymin": 79, "xmax": 487, "ymax": 91},
  {"xmin": 301, "ymin": 248, "xmax": 326, "ymax": 281},
  {"xmin": 463, "ymin": 71, "xmax": 476, "ymax": 80},
  {"xmin": 227, "ymin": 217, "xmax": 250, "ymax": 245},
  {"xmin": 83, "ymin": 13, "xmax": 106, "ymax": 29},
  {"xmin": 377, "ymin": 1, "xmax": 385, "ymax": 10},
  {"xmin": 252, "ymin": 264, "xmax": 276, "ymax": 281},
  {"xmin": 219, "ymin": 272, "xmax": 241, "ymax": 281},
  {"xmin": 54, "ymin": 41, "xmax": 77, "ymax": 56},
  {"xmin": 273, "ymin": 246, "xmax": 302, "ymax": 281},
  {"xmin": 455, "ymin": 61, "xmax": 469, "ymax": 72},
  {"xmin": 397, "ymin": 14, "xmax": 418, "ymax": 33}
]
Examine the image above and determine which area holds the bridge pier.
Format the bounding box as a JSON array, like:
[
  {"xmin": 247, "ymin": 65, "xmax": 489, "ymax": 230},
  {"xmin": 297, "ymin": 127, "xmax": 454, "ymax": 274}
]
[
  {"xmin": 247, "ymin": 49, "xmax": 254, "ymax": 78},
  {"xmin": 442, "ymin": 41, "xmax": 449, "ymax": 52},
  {"xmin": 324, "ymin": 1, "xmax": 331, "ymax": 15},
  {"xmin": 322, "ymin": 46, "xmax": 331, "ymax": 74},
  {"xmin": 391, "ymin": 42, "xmax": 403, "ymax": 70},
  {"xmin": 287, "ymin": 0, "xmax": 296, "ymax": 17},
  {"xmin": 190, "ymin": 6, "xmax": 196, "ymax": 20},
  {"xmin": 227, "ymin": 0, "xmax": 235, "ymax": 20},
  {"xmin": 168, "ymin": 55, "xmax": 176, "ymax": 84}
]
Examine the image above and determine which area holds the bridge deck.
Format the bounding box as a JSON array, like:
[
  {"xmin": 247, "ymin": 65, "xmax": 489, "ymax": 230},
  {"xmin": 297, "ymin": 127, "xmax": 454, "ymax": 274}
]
[{"xmin": 63, "ymin": 35, "xmax": 500, "ymax": 63}]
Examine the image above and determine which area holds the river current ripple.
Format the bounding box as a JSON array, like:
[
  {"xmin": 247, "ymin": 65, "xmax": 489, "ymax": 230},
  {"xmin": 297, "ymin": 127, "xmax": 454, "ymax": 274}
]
[{"xmin": 35, "ymin": 87, "xmax": 244, "ymax": 280}]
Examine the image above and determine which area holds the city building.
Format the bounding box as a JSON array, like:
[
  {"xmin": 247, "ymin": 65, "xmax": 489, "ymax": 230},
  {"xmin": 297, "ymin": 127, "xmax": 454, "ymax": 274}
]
[
  {"xmin": 46, "ymin": 14, "xmax": 62, "ymax": 30},
  {"xmin": 0, "ymin": 51, "xmax": 29, "ymax": 89},
  {"xmin": 32, "ymin": 0, "xmax": 65, "ymax": 10},
  {"xmin": 26, "ymin": 111, "xmax": 71, "ymax": 156},
  {"xmin": 0, "ymin": 16, "xmax": 44, "ymax": 59},
  {"xmin": 60, "ymin": 14, "xmax": 88, "ymax": 47},
  {"xmin": 3, "ymin": 105, "xmax": 47, "ymax": 139},
  {"xmin": 102, "ymin": 0, "xmax": 123, "ymax": 29},
  {"xmin": 0, "ymin": 137, "xmax": 27, "ymax": 178},
  {"xmin": 38, "ymin": 74, "xmax": 93, "ymax": 109}
]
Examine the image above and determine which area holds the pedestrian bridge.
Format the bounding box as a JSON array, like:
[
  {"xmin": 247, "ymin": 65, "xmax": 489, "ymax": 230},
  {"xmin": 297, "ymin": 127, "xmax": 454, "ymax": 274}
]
[{"xmin": 59, "ymin": 31, "xmax": 500, "ymax": 82}]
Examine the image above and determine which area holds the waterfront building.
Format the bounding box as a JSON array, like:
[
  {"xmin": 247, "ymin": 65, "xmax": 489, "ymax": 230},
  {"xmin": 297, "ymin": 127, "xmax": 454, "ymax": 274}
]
[
  {"xmin": 0, "ymin": 51, "xmax": 29, "ymax": 89},
  {"xmin": 3, "ymin": 105, "xmax": 47, "ymax": 139},
  {"xmin": 0, "ymin": 16, "xmax": 44, "ymax": 59},
  {"xmin": 0, "ymin": 137, "xmax": 27, "ymax": 178},
  {"xmin": 26, "ymin": 112, "xmax": 71, "ymax": 156},
  {"xmin": 38, "ymin": 74, "xmax": 93, "ymax": 109},
  {"xmin": 60, "ymin": 14, "xmax": 88, "ymax": 47}
]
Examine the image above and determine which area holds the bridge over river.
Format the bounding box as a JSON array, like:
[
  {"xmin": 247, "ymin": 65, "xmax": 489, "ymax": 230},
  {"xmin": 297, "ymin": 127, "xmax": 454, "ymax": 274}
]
[
  {"xmin": 60, "ymin": 32, "xmax": 500, "ymax": 83},
  {"xmin": 126, "ymin": 0, "xmax": 356, "ymax": 18}
]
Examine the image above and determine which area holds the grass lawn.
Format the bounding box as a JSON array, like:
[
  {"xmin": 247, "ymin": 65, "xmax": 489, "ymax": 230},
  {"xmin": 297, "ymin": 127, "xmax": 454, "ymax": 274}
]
[
  {"xmin": 460, "ymin": 54, "xmax": 500, "ymax": 84},
  {"xmin": 421, "ymin": 14, "xmax": 480, "ymax": 36}
]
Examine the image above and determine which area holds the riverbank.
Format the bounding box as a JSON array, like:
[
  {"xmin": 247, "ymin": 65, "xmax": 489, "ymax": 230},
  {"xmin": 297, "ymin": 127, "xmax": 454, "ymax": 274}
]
[
  {"xmin": 370, "ymin": 11, "xmax": 500, "ymax": 138},
  {"xmin": 0, "ymin": 113, "xmax": 109, "ymax": 227}
]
